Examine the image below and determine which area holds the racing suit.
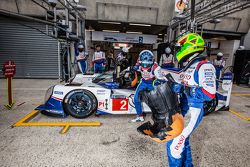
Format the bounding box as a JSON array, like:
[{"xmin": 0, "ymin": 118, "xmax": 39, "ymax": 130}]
[
  {"xmin": 92, "ymin": 51, "xmax": 106, "ymax": 73},
  {"xmin": 213, "ymin": 58, "xmax": 225, "ymax": 89},
  {"xmin": 167, "ymin": 57, "xmax": 216, "ymax": 167},
  {"xmin": 160, "ymin": 53, "xmax": 175, "ymax": 69},
  {"xmin": 134, "ymin": 62, "xmax": 165, "ymax": 116},
  {"xmin": 76, "ymin": 51, "xmax": 88, "ymax": 74}
]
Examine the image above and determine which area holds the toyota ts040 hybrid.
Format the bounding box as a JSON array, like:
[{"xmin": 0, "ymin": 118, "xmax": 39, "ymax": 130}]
[{"xmin": 36, "ymin": 67, "xmax": 233, "ymax": 119}]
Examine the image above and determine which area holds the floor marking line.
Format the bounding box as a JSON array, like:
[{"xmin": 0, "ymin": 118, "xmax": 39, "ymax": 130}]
[
  {"xmin": 228, "ymin": 109, "xmax": 250, "ymax": 121},
  {"xmin": 231, "ymin": 93, "xmax": 250, "ymax": 97},
  {"xmin": 12, "ymin": 110, "xmax": 102, "ymax": 134}
]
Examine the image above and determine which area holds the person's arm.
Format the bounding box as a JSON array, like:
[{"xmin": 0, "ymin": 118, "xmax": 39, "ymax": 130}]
[
  {"xmin": 133, "ymin": 59, "xmax": 140, "ymax": 71},
  {"xmin": 92, "ymin": 52, "xmax": 95, "ymax": 64},
  {"xmin": 193, "ymin": 63, "xmax": 216, "ymax": 101},
  {"xmin": 171, "ymin": 54, "xmax": 174, "ymax": 64},
  {"xmin": 159, "ymin": 54, "xmax": 163, "ymax": 66},
  {"xmin": 154, "ymin": 64, "xmax": 166, "ymax": 80},
  {"xmin": 221, "ymin": 60, "xmax": 226, "ymax": 68}
]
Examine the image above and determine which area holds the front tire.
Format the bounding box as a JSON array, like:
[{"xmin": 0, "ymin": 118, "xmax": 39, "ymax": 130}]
[{"xmin": 63, "ymin": 89, "xmax": 97, "ymax": 118}]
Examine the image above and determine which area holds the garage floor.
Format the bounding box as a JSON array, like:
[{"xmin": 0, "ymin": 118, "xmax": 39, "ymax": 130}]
[{"xmin": 0, "ymin": 79, "xmax": 249, "ymax": 167}]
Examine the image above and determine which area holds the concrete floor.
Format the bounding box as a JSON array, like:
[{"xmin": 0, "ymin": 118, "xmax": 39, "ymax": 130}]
[{"xmin": 0, "ymin": 79, "xmax": 249, "ymax": 167}]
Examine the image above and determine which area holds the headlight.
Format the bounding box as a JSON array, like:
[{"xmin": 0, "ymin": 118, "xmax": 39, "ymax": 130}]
[{"xmin": 44, "ymin": 86, "xmax": 54, "ymax": 103}]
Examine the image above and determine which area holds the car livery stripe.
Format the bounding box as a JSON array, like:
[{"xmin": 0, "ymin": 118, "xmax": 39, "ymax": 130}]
[{"xmin": 51, "ymin": 96, "xmax": 63, "ymax": 101}]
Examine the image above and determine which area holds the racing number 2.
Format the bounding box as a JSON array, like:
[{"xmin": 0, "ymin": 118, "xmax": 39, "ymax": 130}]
[{"xmin": 112, "ymin": 99, "xmax": 128, "ymax": 111}]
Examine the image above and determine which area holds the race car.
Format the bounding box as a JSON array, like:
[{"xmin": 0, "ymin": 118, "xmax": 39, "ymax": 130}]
[
  {"xmin": 36, "ymin": 66, "xmax": 233, "ymax": 118},
  {"xmin": 36, "ymin": 69, "xmax": 151, "ymax": 118}
]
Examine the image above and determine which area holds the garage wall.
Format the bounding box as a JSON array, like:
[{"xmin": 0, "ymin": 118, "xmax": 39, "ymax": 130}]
[
  {"xmin": 208, "ymin": 40, "xmax": 240, "ymax": 67},
  {"xmin": 244, "ymin": 28, "xmax": 250, "ymax": 50},
  {"xmin": 0, "ymin": 17, "xmax": 59, "ymax": 78}
]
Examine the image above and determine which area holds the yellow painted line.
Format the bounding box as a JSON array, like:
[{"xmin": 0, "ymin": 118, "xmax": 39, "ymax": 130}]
[
  {"xmin": 231, "ymin": 93, "xmax": 250, "ymax": 97},
  {"xmin": 60, "ymin": 125, "xmax": 70, "ymax": 134},
  {"xmin": 228, "ymin": 109, "xmax": 250, "ymax": 121},
  {"xmin": 13, "ymin": 110, "xmax": 40, "ymax": 126},
  {"xmin": 12, "ymin": 110, "xmax": 102, "ymax": 134}
]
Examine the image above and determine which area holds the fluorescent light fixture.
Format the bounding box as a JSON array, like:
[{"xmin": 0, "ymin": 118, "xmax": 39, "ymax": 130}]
[
  {"xmin": 98, "ymin": 21, "xmax": 121, "ymax": 24},
  {"xmin": 129, "ymin": 23, "xmax": 151, "ymax": 27},
  {"xmin": 126, "ymin": 31, "xmax": 143, "ymax": 34},
  {"xmin": 158, "ymin": 34, "xmax": 162, "ymax": 35},
  {"xmin": 103, "ymin": 30, "xmax": 120, "ymax": 33}
]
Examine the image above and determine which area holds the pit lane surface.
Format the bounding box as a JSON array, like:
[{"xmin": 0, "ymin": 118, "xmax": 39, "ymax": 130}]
[{"xmin": 0, "ymin": 79, "xmax": 249, "ymax": 167}]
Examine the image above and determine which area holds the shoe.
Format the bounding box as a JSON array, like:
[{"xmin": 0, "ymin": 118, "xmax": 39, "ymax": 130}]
[{"xmin": 129, "ymin": 116, "xmax": 144, "ymax": 123}]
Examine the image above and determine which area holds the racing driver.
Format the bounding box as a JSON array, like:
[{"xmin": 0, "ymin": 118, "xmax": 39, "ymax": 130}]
[
  {"xmin": 167, "ymin": 33, "xmax": 216, "ymax": 166},
  {"xmin": 130, "ymin": 50, "xmax": 166, "ymax": 123}
]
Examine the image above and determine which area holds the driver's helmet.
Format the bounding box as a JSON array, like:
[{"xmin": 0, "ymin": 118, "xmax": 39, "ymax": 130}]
[
  {"xmin": 176, "ymin": 33, "xmax": 205, "ymax": 63},
  {"xmin": 139, "ymin": 50, "xmax": 154, "ymax": 68}
]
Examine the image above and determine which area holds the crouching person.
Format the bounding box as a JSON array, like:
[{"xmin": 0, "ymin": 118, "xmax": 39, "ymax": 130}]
[{"xmin": 130, "ymin": 50, "xmax": 166, "ymax": 123}]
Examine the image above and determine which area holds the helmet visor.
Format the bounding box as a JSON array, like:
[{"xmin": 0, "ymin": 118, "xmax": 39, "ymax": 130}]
[{"xmin": 141, "ymin": 61, "xmax": 153, "ymax": 68}]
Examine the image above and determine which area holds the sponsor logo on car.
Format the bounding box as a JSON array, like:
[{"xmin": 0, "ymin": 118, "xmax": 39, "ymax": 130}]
[{"xmin": 54, "ymin": 91, "xmax": 63, "ymax": 95}]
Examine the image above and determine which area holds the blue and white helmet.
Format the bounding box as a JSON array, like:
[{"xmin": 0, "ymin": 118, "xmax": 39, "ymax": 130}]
[{"xmin": 139, "ymin": 50, "xmax": 154, "ymax": 68}]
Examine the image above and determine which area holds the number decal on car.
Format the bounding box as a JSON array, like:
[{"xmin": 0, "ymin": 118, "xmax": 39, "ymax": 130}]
[{"xmin": 112, "ymin": 99, "xmax": 128, "ymax": 111}]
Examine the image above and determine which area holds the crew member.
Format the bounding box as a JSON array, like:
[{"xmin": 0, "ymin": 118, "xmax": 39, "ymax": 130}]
[
  {"xmin": 130, "ymin": 50, "xmax": 165, "ymax": 123},
  {"xmin": 213, "ymin": 52, "xmax": 225, "ymax": 89},
  {"xmin": 167, "ymin": 33, "xmax": 216, "ymax": 167},
  {"xmin": 92, "ymin": 45, "xmax": 106, "ymax": 73},
  {"xmin": 76, "ymin": 44, "xmax": 88, "ymax": 74},
  {"xmin": 160, "ymin": 47, "xmax": 175, "ymax": 69}
]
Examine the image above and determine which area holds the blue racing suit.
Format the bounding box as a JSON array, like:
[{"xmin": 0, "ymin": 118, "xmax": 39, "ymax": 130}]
[
  {"xmin": 167, "ymin": 58, "xmax": 216, "ymax": 167},
  {"xmin": 76, "ymin": 51, "xmax": 88, "ymax": 74},
  {"xmin": 134, "ymin": 62, "xmax": 164, "ymax": 116},
  {"xmin": 92, "ymin": 51, "xmax": 106, "ymax": 73}
]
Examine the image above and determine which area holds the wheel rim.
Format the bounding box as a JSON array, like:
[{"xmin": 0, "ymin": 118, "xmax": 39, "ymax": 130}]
[
  {"xmin": 204, "ymin": 98, "xmax": 216, "ymax": 114},
  {"xmin": 67, "ymin": 91, "xmax": 93, "ymax": 116}
]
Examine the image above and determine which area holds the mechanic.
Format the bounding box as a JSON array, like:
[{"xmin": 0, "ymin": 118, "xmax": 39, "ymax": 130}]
[
  {"xmin": 213, "ymin": 52, "xmax": 226, "ymax": 89},
  {"xmin": 76, "ymin": 44, "xmax": 88, "ymax": 74},
  {"xmin": 130, "ymin": 50, "xmax": 166, "ymax": 123},
  {"xmin": 167, "ymin": 33, "xmax": 216, "ymax": 167},
  {"xmin": 92, "ymin": 45, "xmax": 106, "ymax": 73},
  {"xmin": 160, "ymin": 47, "xmax": 175, "ymax": 69}
]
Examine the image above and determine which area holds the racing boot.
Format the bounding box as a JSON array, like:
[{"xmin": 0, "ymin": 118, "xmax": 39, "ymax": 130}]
[
  {"xmin": 130, "ymin": 116, "xmax": 144, "ymax": 123},
  {"xmin": 138, "ymin": 82, "xmax": 184, "ymax": 142}
]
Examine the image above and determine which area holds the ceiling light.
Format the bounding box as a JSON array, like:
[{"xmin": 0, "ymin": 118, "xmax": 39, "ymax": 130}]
[
  {"xmin": 129, "ymin": 23, "xmax": 151, "ymax": 27},
  {"xmin": 98, "ymin": 21, "xmax": 121, "ymax": 24},
  {"xmin": 126, "ymin": 31, "xmax": 143, "ymax": 34},
  {"xmin": 102, "ymin": 30, "xmax": 120, "ymax": 33},
  {"xmin": 158, "ymin": 34, "xmax": 162, "ymax": 35}
]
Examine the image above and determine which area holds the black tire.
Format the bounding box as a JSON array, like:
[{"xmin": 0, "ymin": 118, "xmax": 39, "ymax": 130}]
[
  {"xmin": 203, "ymin": 96, "xmax": 218, "ymax": 116},
  {"xmin": 63, "ymin": 89, "xmax": 97, "ymax": 118}
]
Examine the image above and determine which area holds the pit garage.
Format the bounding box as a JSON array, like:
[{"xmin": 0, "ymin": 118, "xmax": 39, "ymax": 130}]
[{"xmin": 0, "ymin": 0, "xmax": 250, "ymax": 167}]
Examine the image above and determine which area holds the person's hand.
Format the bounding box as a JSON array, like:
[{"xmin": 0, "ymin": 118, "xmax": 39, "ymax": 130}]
[
  {"xmin": 133, "ymin": 65, "xmax": 139, "ymax": 71},
  {"xmin": 172, "ymin": 83, "xmax": 183, "ymax": 93}
]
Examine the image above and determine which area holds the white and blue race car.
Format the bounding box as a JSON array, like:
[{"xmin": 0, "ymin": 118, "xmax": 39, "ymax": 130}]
[{"xmin": 36, "ymin": 68, "xmax": 233, "ymax": 119}]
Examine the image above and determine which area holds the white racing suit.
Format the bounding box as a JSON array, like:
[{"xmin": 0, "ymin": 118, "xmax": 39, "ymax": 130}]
[
  {"xmin": 76, "ymin": 51, "xmax": 88, "ymax": 74},
  {"xmin": 213, "ymin": 59, "xmax": 225, "ymax": 89},
  {"xmin": 92, "ymin": 51, "xmax": 106, "ymax": 73},
  {"xmin": 160, "ymin": 53, "xmax": 175, "ymax": 69},
  {"xmin": 167, "ymin": 57, "xmax": 216, "ymax": 167}
]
